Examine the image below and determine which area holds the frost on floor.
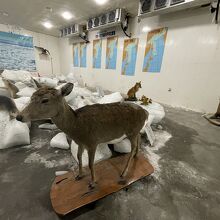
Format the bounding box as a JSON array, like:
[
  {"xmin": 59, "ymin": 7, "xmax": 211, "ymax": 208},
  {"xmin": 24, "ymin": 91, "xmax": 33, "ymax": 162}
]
[
  {"xmin": 0, "ymin": 111, "xmax": 9, "ymax": 147},
  {"xmin": 23, "ymin": 129, "xmax": 74, "ymax": 169},
  {"xmin": 24, "ymin": 152, "xmax": 73, "ymax": 168},
  {"xmin": 143, "ymin": 130, "xmax": 172, "ymax": 179}
]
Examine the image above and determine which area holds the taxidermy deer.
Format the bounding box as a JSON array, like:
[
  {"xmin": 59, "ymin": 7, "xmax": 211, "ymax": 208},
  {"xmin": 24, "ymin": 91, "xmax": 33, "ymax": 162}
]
[
  {"xmin": 2, "ymin": 78, "xmax": 19, "ymax": 98},
  {"xmin": 16, "ymin": 83, "xmax": 148, "ymax": 189},
  {"xmin": 0, "ymin": 95, "xmax": 19, "ymax": 119},
  {"xmin": 126, "ymin": 81, "xmax": 142, "ymax": 101}
]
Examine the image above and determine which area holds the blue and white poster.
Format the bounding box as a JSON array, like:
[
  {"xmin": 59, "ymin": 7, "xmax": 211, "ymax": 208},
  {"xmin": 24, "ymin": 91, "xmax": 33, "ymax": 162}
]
[
  {"xmin": 93, "ymin": 39, "xmax": 102, "ymax": 69},
  {"xmin": 142, "ymin": 27, "xmax": 168, "ymax": 73},
  {"xmin": 80, "ymin": 42, "xmax": 87, "ymax": 68},
  {"xmin": 106, "ymin": 36, "xmax": 118, "ymax": 69},
  {"xmin": 0, "ymin": 31, "xmax": 36, "ymax": 71},
  {"xmin": 73, "ymin": 44, "xmax": 79, "ymax": 67},
  {"xmin": 121, "ymin": 38, "xmax": 139, "ymax": 76}
]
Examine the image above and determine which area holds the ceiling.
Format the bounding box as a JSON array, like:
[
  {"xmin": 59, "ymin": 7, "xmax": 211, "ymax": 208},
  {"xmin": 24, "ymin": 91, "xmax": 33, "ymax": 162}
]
[{"xmin": 0, "ymin": 0, "xmax": 139, "ymax": 37}]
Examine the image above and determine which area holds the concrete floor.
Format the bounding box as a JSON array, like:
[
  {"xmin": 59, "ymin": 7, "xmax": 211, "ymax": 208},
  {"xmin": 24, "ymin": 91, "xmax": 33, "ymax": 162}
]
[{"xmin": 0, "ymin": 106, "xmax": 220, "ymax": 220}]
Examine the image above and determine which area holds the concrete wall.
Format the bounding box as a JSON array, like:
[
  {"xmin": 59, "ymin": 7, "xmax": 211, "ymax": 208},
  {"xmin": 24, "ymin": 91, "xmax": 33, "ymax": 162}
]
[
  {"xmin": 0, "ymin": 24, "xmax": 61, "ymax": 76},
  {"xmin": 59, "ymin": 7, "xmax": 220, "ymax": 113}
]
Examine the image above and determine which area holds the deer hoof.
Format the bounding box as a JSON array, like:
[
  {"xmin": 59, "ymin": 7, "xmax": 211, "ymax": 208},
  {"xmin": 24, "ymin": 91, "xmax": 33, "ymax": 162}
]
[
  {"xmin": 75, "ymin": 175, "xmax": 83, "ymax": 181},
  {"xmin": 88, "ymin": 181, "xmax": 97, "ymax": 190}
]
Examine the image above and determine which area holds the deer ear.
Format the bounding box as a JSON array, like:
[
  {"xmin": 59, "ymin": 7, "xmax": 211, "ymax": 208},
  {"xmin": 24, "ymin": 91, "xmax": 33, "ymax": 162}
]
[
  {"xmin": 60, "ymin": 83, "xmax": 74, "ymax": 96},
  {"xmin": 31, "ymin": 77, "xmax": 42, "ymax": 88}
]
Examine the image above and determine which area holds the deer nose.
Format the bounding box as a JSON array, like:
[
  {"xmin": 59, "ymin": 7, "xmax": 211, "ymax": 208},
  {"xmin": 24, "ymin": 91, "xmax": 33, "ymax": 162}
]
[{"xmin": 16, "ymin": 115, "xmax": 23, "ymax": 122}]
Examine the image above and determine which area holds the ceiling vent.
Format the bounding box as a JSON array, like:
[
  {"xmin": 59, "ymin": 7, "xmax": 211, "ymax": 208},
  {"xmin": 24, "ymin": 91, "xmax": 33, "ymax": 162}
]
[
  {"xmin": 87, "ymin": 8, "xmax": 126, "ymax": 31},
  {"xmin": 88, "ymin": 19, "xmax": 93, "ymax": 29},
  {"xmin": 94, "ymin": 17, "xmax": 100, "ymax": 27},
  {"xmin": 170, "ymin": 0, "xmax": 185, "ymax": 5},
  {"xmin": 154, "ymin": 0, "xmax": 169, "ymax": 10},
  {"xmin": 60, "ymin": 24, "xmax": 84, "ymax": 38},
  {"xmin": 140, "ymin": 0, "xmax": 154, "ymax": 14},
  {"xmin": 138, "ymin": 0, "xmax": 211, "ymax": 18},
  {"xmin": 100, "ymin": 14, "xmax": 107, "ymax": 25}
]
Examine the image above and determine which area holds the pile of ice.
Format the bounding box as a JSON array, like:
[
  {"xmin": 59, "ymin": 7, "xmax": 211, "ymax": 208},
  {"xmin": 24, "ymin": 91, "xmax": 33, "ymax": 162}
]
[
  {"xmin": 2, "ymin": 69, "xmax": 32, "ymax": 83},
  {"xmin": 0, "ymin": 111, "xmax": 30, "ymax": 149},
  {"xmin": 0, "ymin": 69, "xmax": 166, "ymax": 159},
  {"xmin": 13, "ymin": 97, "xmax": 31, "ymax": 112},
  {"xmin": 50, "ymin": 132, "xmax": 69, "ymax": 150},
  {"xmin": 71, "ymin": 140, "xmax": 112, "ymax": 167}
]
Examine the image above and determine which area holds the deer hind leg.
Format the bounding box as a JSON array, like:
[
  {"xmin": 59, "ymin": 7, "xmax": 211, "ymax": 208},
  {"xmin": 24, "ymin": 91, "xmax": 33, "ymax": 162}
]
[
  {"xmin": 120, "ymin": 134, "xmax": 138, "ymax": 180},
  {"xmin": 88, "ymin": 146, "xmax": 97, "ymax": 189},
  {"xmin": 75, "ymin": 145, "xmax": 84, "ymax": 180},
  {"xmin": 134, "ymin": 133, "xmax": 141, "ymax": 158}
]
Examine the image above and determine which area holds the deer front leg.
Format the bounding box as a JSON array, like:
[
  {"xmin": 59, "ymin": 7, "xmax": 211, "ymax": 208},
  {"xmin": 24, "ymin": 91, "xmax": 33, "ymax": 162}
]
[
  {"xmin": 75, "ymin": 146, "xmax": 84, "ymax": 180},
  {"xmin": 88, "ymin": 147, "xmax": 97, "ymax": 189}
]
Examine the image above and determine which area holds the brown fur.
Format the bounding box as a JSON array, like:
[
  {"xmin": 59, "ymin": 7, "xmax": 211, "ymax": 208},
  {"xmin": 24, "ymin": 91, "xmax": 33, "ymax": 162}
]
[
  {"xmin": 126, "ymin": 81, "xmax": 142, "ymax": 101},
  {"xmin": 17, "ymin": 83, "xmax": 148, "ymax": 188}
]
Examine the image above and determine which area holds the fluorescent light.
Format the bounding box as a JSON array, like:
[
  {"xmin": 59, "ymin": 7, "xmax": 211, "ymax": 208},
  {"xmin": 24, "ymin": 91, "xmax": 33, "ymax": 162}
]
[
  {"xmin": 94, "ymin": 0, "xmax": 108, "ymax": 5},
  {"xmin": 43, "ymin": 21, "xmax": 53, "ymax": 29},
  {"xmin": 142, "ymin": 26, "xmax": 151, "ymax": 33},
  {"xmin": 62, "ymin": 11, "xmax": 73, "ymax": 20}
]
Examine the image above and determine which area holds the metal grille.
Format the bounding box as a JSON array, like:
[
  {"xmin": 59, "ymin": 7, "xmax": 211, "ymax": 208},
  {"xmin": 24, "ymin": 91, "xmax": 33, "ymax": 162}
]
[
  {"xmin": 64, "ymin": 28, "xmax": 68, "ymax": 35},
  {"xmin": 170, "ymin": 0, "xmax": 185, "ymax": 5},
  {"xmin": 71, "ymin": 25, "xmax": 75, "ymax": 33},
  {"xmin": 154, "ymin": 0, "xmax": 168, "ymax": 10},
  {"xmin": 141, "ymin": 0, "xmax": 153, "ymax": 13},
  {"xmin": 100, "ymin": 14, "xmax": 107, "ymax": 25},
  {"xmin": 88, "ymin": 19, "xmax": 93, "ymax": 29},
  {"xmin": 108, "ymin": 10, "xmax": 116, "ymax": 23},
  {"xmin": 67, "ymin": 27, "xmax": 71, "ymax": 35},
  {"xmin": 94, "ymin": 17, "xmax": 100, "ymax": 27}
]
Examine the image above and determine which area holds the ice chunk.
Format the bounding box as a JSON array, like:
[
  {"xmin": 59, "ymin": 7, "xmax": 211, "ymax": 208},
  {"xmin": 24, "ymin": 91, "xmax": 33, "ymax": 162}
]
[
  {"xmin": 55, "ymin": 171, "xmax": 68, "ymax": 176},
  {"xmin": 39, "ymin": 123, "xmax": 57, "ymax": 130},
  {"xmin": 17, "ymin": 87, "xmax": 36, "ymax": 97},
  {"xmin": 98, "ymin": 92, "xmax": 123, "ymax": 104},
  {"xmin": 50, "ymin": 132, "xmax": 69, "ymax": 149},
  {"xmin": 33, "ymin": 77, "xmax": 58, "ymax": 87},
  {"xmin": 114, "ymin": 138, "xmax": 131, "ymax": 153},
  {"xmin": 1, "ymin": 119, "xmax": 30, "ymax": 149},
  {"xmin": 66, "ymin": 73, "xmax": 77, "ymax": 83},
  {"xmin": 2, "ymin": 69, "xmax": 32, "ymax": 83},
  {"xmin": 134, "ymin": 101, "xmax": 165, "ymax": 125},
  {"xmin": 14, "ymin": 82, "xmax": 27, "ymax": 90},
  {"xmin": 71, "ymin": 141, "xmax": 112, "ymax": 167}
]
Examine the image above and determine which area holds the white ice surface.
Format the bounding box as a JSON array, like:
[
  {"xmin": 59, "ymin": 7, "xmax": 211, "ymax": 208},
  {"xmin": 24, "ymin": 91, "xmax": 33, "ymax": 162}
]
[{"xmin": 71, "ymin": 140, "xmax": 112, "ymax": 167}]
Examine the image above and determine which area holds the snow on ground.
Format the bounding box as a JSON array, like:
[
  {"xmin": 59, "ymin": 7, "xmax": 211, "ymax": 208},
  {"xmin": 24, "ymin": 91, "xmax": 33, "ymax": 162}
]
[
  {"xmin": 0, "ymin": 111, "xmax": 10, "ymax": 147},
  {"xmin": 143, "ymin": 130, "xmax": 172, "ymax": 179},
  {"xmin": 24, "ymin": 152, "xmax": 73, "ymax": 168}
]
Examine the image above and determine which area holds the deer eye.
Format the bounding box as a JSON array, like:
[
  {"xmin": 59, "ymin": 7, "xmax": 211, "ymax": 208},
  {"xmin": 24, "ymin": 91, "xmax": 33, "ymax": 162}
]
[{"xmin": 41, "ymin": 98, "xmax": 49, "ymax": 104}]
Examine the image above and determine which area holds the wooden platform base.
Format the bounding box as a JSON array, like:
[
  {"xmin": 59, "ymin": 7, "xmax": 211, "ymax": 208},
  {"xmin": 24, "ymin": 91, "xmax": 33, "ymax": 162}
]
[
  {"xmin": 204, "ymin": 114, "xmax": 220, "ymax": 126},
  {"xmin": 50, "ymin": 153, "xmax": 154, "ymax": 216}
]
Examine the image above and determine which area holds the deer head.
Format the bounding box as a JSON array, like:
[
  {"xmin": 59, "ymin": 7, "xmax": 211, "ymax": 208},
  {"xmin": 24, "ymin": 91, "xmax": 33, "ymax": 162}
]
[{"xmin": 16, "ymin": 83, "xmax": 73, "ymax": 122}]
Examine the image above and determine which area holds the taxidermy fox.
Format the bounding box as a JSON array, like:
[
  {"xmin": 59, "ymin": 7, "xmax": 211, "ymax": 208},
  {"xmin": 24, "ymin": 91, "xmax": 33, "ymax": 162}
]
[
  {"xmin": 2, "ymin": 78, "xmax": 19, "ymax": 98},
  {"xmin": 0, "ymin": 95, "xmax": 18, "ymax": 119},
  {"xmin": 139, "ymin": 95, "xmax": 152, "ymax": 106},
  {"xmin": 126, "ymin": 81, "xmax": 142, "ymax": 101}
]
